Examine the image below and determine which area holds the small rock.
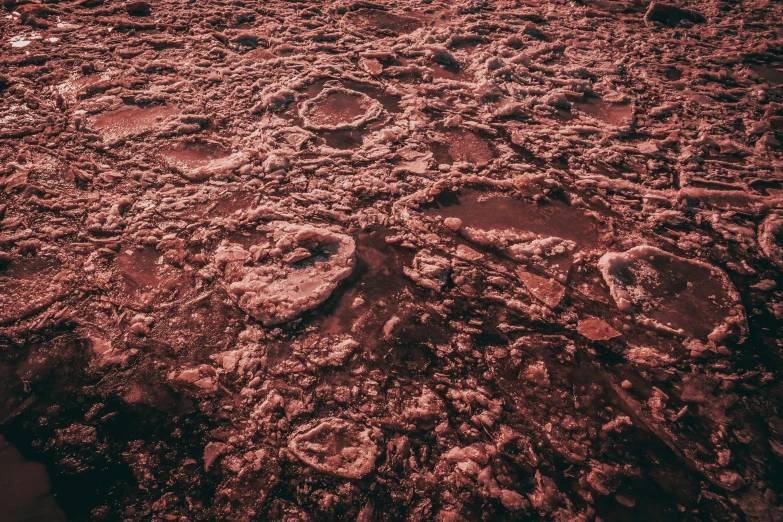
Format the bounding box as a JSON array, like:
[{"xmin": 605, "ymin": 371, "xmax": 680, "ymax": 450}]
[
  {"xmin": 577, "ymin": 317, "xmax": 621, "ymax": 341},
  {"xmin": 517, "ymin": 269, "xmax": 565, "ymax": 309}
]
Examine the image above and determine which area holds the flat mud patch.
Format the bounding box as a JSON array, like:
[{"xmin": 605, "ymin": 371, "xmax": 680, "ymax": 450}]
[
  {"xmin": 0, "ymin": 257, "xmax": 68, "ymax": 326},
  {"xmin": 431, "ymin": 131, "xmax": 494, "ymax": 166},
  {"xmin": 574, "ymin": 97, "xmax": 633, "ymax": 125},
  {"xmin": 751, "ymin": 64, "xmax": 783, "ymax": 85},
  {"xmin": 345, "ymin": 9, "xmax": 426, "ymax": 36},
  {"xmin": 160, "ymin": 140, "xmax": 231, "ymax": 170},
  {"xmin": 423, "ymin": 189, "xmax": 601, "ymax": 247},
  {"xmin": 92, "ymin": 105, "xmax": 177, "ymax": 143}
]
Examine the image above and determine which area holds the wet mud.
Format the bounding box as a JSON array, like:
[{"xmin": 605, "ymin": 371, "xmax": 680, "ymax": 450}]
[{"xmin": 2, "ymin": 0, "xmax": 783, "ymax": 521}]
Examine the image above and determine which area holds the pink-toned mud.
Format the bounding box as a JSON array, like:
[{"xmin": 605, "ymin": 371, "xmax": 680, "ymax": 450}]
[{"xmin": 1, "ymin": 0, "xmax": 783, "ymax": 520}]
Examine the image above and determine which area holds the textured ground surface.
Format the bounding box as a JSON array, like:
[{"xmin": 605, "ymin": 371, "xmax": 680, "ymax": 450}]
[{"xmin": 2, "ymin": 0, "xmax": 783, "ymax": 520}]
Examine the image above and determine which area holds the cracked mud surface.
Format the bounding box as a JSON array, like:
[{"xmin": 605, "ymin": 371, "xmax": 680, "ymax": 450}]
[{"xmin": 2, "ymin": 0, "xmax": 783, "ymax": 520}]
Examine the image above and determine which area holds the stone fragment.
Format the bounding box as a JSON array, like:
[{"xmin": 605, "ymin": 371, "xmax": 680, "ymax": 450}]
[
  {"xmin": 576, "ymin": 317, "xmax": 621, "ymax": 341},
  {"xmin": 517, "ymin": 269, "xmax": 565, "ymax": 308}
]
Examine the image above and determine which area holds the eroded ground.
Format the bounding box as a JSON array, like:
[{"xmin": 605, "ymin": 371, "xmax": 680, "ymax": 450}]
[{"xmin": 2, "ymin": 0, "xmax": 783, "ymax": 520}]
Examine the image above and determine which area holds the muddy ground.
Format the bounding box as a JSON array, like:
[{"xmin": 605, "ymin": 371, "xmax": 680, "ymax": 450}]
[{"xmin": 1, "ymin": 0, "xmax": 783, "ymax": 520}]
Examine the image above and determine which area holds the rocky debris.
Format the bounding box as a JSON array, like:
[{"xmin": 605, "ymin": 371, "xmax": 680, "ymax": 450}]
[
  {"xmin": 168, "ymin": 365, "xmax": 218, "ymax": 392},
  {"xmin": 598, "ymin": 246, "xmax": 746, "ymax": 343},
  {"xmin": 404, "ymin": 250, "xmax": 451, "ymax": 291},
  {"xmin": 288, "ymin": 418, "xmax": 379, "ymax": 479},
  {"xmin": 226, "ymin": 222, "xmax": 356, "ymax": 325}
]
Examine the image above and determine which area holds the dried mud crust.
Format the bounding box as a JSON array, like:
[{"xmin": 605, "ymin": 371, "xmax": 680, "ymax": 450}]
[
  {"xmin": 222, "ymin": 222, "xmax": 356, "ymax": 326},
  {"xmin": 1, "ymin": 0, "xmax": 783, "ymax": 521},
  {"xmin": 288, "ymin": 417, "xmax": 380, "ymax": 480}
]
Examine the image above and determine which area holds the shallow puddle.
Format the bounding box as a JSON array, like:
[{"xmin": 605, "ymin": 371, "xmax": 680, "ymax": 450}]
[
  {"xmin": 642, "ymin": 259, "xmax": 734, "ymax": 340},
  {"xmin": 430, "ymin": 62, "xmax": 468, "ymax": 81},
  {"xmin": 601, "ymin": 247, "xmax": 737, "ymax": 340},
  {"xmin": 751, "ymin": 64, "xmax": 783, "ymax": 85},
  {"xmin": 0, "ymin": 436, "xmax": 65, "ymax": 522},
  {"xmin": 575, "ymin": 97, "xmax": 633, "ymax": 125},
  {"xmin": 114, "ymin": 246, "xmax": 190, "ymax": 303},
  {"xmin": 423, "ymin": 190, "xmax": 600, "ymax": 246},
  {"xmin": 0, "ymin": 257, "xmax": 64, "ymax": 325},
  {"xmin": 297, "ymin": 80, "xmax": 401, "ymax": 148},
  {"xmin": 307, "ymin": 91, "xmax": 368, "ymax": 127},
  {"xmin": 322, "ymin": 129, "xmax": 365, "ymax": 149},
  {"xmin": 210, "ymin": 190, "xmax": 256, "ymax": 216},
  {"xmin": 318, "ymin": 230, "xmax": 413, "ymax": 337},
  {"xmin": 305, "ymin": 79, "xmax": 402, "ymax": 114},
  {"xmin": 92, "ymin": 105, "xmax": 177, "ymax": 142},
  {"xmin": 115, "ymin": 246, "xmax": 165, "ymax": 288}
]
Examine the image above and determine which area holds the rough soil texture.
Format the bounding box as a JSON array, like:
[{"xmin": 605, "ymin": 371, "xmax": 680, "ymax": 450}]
[{"xmin": 1, "ymin": 0, "xmax": 783, "ymax": 521}]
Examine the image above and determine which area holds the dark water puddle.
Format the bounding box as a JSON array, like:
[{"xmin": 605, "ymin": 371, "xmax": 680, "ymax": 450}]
[
  {"xmin": 661, "ymin": 66, "xmax": 682, "ymax": 81},
  {"xmin": 92, "ymin": 105, "xmax": 177, "ymax": 142},
  {"xmin": 748, "ymin": 178, "xmax": 783, "ymax": 196},
  {"xmin": 430, "ymin": 62, "xmax": 469, "ymax": 81},
  {"xmin": 574, "ymin": 97, "xmax": 633, "ymax": 125},
  {"xmin": 422, "ymin": 189, "xmax": 600, "ymax": 247},
  {"xmin": 751, "ymin": 64, "xmax": 783, "ymax": 85},
  {"xmin": 0, "ymin": 436, "xmax": 66, "ymax": 522},
  {"xmin": 431, "ymin": 130, "xmax": 494, "ymax": 166},
  {"xmin": 612, "ymin": 250, "xmax": 734, "ymax": 340},
  {"xmin": 317, "ymin": 229, "xmax": 414, "ymax": 339}
]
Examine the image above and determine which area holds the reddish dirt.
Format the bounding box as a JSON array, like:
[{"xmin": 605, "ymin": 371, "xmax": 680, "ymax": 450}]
[{"xmin": 1, "ymin": 0, "xmax": 783, "ymax": 521}]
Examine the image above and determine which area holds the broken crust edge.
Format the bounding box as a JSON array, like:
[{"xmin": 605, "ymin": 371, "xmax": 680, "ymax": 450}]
[
  {"xmin": 597, "ymin": 245, "xmax": 747, "ymax": 345},
  {"xmin": 227, "ymin": 223, "xmax": 357, "ymax": 326},
  {"xmin": 176, "ymin": 151, "xmax": 250, "ymax": 181},
  {"xmin": 759, "ymin": 214, "xmax": 783, "ymax": 269}
]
